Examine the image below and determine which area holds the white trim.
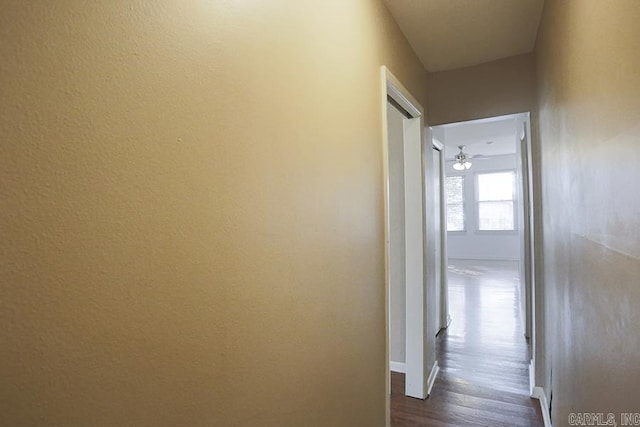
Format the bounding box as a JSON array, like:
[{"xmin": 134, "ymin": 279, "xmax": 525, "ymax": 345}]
[
  {"xmin": 529, "ymin": 361, "xmax": 535, "ymax": 396},
  {"xmin": 439, "ymin": 112, "xmax": 528, "ymax": 127},
  {"xmin": 426, "ymin": 361, "xmax": 439, "ymax": 396},
  {"xmin": 381, "ymin": 67, "xmax": 391, "ymax": 427},
  {"xmin": 532, "ymin": 387, "xmax": 553, "ymax": 427},
  {"xmin": 432, "ymin": 139, "xmax": 449, "ymax": 331},
  {"xmin": 384, "ymin": 69, "xmax": 423, "ymax": 118},
  {"xmin": 389, "ymin": 361, "xmax": 406, "ymax": 374},
  {"xmin": 382, "ymin": 66, "xmax": 427, "ymax": 402},
  {"xmin": 382, "ymin": 66, "xmax": 428, "ymax": 426},
  {"xmin": 522, "ymin": 113, "xmax": 538, "ymax": 392},
  {"xmin": 402, "ymin": 100, "xmax": 425, "ymax": 400}
]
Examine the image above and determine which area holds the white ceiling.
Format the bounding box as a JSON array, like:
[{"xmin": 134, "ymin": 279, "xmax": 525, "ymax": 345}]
[
  {"xmin": 433, "ymin": 117, "xmax": 518, "ymax": 160},
  {"xmin": 383, "ymin": 0, "xmax": 544, "ymax": 72}
]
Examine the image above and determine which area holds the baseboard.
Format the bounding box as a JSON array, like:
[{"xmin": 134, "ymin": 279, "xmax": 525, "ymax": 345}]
[
  {"xmin": 529, "ymin": 361, "xmax": 535, "ymax": 396},
  {"xmin": 389, "ymin": 361, "xmax": 406, "ymax": 374},
  {"xmin": 532, "ymin": 386, "xmax": 552, "ymax": 427},
  {"xmin": 426, "ymin": 360, "xmax": 439, "ymax": 396}
]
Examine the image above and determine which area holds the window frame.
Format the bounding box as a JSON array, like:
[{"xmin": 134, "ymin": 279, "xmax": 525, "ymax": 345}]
[{"xmin": 475, "ymin": 169, "xmax": 518, "ymax": 233}]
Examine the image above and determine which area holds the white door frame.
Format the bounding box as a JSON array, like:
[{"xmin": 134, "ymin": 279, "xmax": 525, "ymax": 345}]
[
  {"xmin": 436, "ymin": 112, "xmax": 539, "ymax": 395},
  {"xmin": 431, "ymin": 139, "xmax": 450, "ymax": 332},
  {"xmin": 512, "ymin": 113, "xmax": 538, "ymax": 395},
  {"xmin": 381, "ymin": 67, "xmax": 428, "ymax": 427},
  {"xmin": 517, "ymin": 113, "xmax": 540, "ymax": 396}
]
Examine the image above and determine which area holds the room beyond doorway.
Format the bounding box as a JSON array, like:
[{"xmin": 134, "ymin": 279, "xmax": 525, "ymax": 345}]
[
  {"xmin": 432, "ymin": 113, "xmax": 534, "ymax": 344},
  {"xmin": 431, "ymin": 112, "xmax": 539, "ymax": 398}
]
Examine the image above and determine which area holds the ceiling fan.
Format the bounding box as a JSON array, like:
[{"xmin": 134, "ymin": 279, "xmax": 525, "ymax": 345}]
[{"xmin": 453, "ymin": 145, "xmax": 473, "ymax": 170}]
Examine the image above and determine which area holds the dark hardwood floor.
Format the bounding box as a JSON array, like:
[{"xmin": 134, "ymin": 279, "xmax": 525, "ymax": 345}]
[{"xmin": 391, "ymin": 260, "xmax": 544, "ymax": 427}]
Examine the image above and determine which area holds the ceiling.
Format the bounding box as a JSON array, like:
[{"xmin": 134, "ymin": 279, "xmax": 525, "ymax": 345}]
[
  {"xmin": 433, "ymin": 117, "xmax": 518, "ymax": 160},
  {"xmin": 383, "ymin": 0, "xmax": 544, "ymax": 72}
]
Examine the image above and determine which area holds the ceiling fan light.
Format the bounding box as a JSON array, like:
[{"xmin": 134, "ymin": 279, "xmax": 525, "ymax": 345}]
[{"xmin": 453, "ymin": 145, "xmax": 472, "ymax": 171}]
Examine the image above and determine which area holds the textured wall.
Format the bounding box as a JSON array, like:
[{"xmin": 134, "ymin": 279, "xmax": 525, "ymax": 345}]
[
  {"xmin": 427, "ymin": 54, "xmax": 537, "ymax": 126},
  {"xmin": 0, "ymin": 1, "xmax": 428, "ymax": 425},
  {"xmin": 535, "ymin": 0, "xmax": 640, "ymax": 424}
]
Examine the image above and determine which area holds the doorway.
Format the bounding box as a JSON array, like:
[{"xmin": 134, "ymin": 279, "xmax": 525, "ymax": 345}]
[{"xmin": 432, "ymin": 112, "xmax": 537, "ymax": 392}]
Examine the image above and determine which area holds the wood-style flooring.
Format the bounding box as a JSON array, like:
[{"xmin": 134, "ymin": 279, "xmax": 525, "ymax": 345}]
[{"xmin": 391, "ymin": 260, "xmax": 544, "ymax": 427}]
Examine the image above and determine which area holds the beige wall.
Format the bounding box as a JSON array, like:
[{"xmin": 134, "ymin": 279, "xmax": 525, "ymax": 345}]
[
  {"xmin": 535, "ymin": 0, "xmax": 640, "ymax": 424},
  {"xmin": 0, "ymin": 2, "xmax": 429, "ymax": 426},
  {"xmin": 427, "ymin": 53, "xmax": 537, "ymax": 126}
]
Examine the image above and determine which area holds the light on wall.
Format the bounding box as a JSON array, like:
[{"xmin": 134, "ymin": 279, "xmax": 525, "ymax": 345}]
[{"xmin": 453, "ymin": 145, "xmax": 472, "ymax": 170}]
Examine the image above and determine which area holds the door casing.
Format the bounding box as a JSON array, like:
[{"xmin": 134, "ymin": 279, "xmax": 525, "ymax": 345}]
[{"xmin": 381, "ymin": 67, "xmax": 436, "ymax": 427}]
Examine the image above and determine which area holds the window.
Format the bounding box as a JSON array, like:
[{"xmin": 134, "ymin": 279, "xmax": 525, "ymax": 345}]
[
  {"xmin": 477, "ymin": 171, "xmax": 516, "ymax": 231},
  {"xmin": 445, "ymin": 176, "xmax": 465, "ymax": 231}
]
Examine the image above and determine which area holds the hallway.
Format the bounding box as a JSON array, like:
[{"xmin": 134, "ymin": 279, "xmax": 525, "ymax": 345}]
[{"xmin": 391, "ymin": 260, "xmax": 544, "ymax": 427}]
